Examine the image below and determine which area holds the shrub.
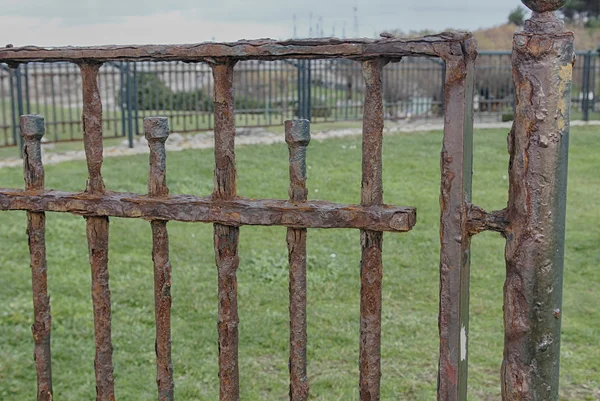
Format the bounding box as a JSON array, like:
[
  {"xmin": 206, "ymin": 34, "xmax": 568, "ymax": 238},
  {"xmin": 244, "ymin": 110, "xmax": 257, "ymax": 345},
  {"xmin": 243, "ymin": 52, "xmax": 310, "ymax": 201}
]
[
  {"xmin": 508, "ymin": 6, "xmax": 527, "ymax": 26},
  {"xmin": 130, "ymin": 72, "xmax": 266, "ymax": 113}
]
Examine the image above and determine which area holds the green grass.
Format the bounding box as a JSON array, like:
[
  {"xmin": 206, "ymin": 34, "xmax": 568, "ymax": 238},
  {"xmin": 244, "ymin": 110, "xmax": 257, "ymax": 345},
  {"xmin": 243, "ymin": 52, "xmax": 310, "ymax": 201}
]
[
  {"xmin": 0, "ymin": 126, "xmax": 598, "ymax": 400},
  {"xmin": 0, "ymin": 120, "xmax": 366, "ymax": 160}
]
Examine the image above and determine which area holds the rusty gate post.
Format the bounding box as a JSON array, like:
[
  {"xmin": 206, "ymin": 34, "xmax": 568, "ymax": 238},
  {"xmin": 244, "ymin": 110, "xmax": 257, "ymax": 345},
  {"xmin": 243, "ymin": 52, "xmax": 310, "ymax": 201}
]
[
  {"xmin": 286, "ymin": 119, "xmax": 310, "ymax": 401},
  {"xmin": 437, "ymin": 37, "xmax": 477, "ymax": 401},
  {"xmin": 145, "ymin": 117, "xmax": 174, "ymax": 401},
  {"xmin": 503, "ymin": 1, "xmax": 574, "ymax": 400},
  {"xmin": 21, "ymin": 115, "xmax": 53, "ymax": 401}
]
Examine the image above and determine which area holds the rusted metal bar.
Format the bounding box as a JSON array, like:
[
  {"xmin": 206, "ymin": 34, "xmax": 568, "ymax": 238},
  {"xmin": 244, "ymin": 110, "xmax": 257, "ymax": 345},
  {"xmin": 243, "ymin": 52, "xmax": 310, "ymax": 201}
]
[
  {"xmin": 21, "ymin": 115, "xmax": 52, "ymax": 401},
  {"xmin": 502, "ymin": 3, "xmax": 574, "ymax": 400},
  {"xmin": 466, "ymin": 204, "xmax": 509, "ymax": 236},
  {"xmin": 437, "ymin": 38, "xmax": 477, "ymax": 401},
  {"xmin": 145, "ymin": 117, "xmax": 174, "ymax": 401},
  {"xmin": 212, "ymin": 62, "xmax": 240, "ymax": 401},
  {"xmin": 79, "ymin": 62, "xmax": 115, "ymax": 401},
  {"xmin": 80, "ymin": 63, "xmax": 105, "ymax": 194},
  {"xmin": 285, "ymin": 120, "xmax": 310, "ymax": 401},
  {"xmin": 0, "ymin": 190, "xmax": 416, "ymax": 232},
  {"xmin": 359, "ymin": 58, "xmax": 388, "ymax": 401},
  {"xmin": 0, "ymin": 32, "xmax": 472, "ymax": 64}
]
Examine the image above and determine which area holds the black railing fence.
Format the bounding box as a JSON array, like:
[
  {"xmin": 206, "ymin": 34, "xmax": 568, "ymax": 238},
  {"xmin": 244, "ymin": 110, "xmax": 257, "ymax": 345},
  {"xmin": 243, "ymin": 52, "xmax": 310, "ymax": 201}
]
[{"xmin": 0, "ymin": 50, "xmax": 597, "ymax": 150}]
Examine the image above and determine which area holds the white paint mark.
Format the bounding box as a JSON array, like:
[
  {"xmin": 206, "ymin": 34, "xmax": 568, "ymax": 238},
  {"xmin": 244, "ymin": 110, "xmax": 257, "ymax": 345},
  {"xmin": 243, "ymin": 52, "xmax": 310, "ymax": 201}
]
[{"xmin": 460, "ymin": 325, "xmax": 467, "ymax": 361}]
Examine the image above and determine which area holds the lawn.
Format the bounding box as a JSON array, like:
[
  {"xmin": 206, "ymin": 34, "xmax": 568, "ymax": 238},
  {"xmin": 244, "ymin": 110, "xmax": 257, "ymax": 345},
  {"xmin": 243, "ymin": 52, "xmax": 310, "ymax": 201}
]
[{"xmin": 0, "ymin": 125, "xmax": 598, "ymax": 400}]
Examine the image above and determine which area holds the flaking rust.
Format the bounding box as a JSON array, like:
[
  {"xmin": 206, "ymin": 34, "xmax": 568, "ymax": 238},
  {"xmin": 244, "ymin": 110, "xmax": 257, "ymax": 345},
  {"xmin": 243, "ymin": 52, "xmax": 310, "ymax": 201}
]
[
  {"xmin": 21, "ymin": 115, "xmax": 53, "ymax": 401},
  {"xmin": 212, "ymin": 62, "xmax": 241, "ymax": 401},
  {"xmin": 437, "ymin": 26, "xmax": 476, "ymax": 401},
  {"xmin": 286, "ymin": 120, "xmax": 310, "ymax": 401},
  {"xmin": 502, "ymin": 2, "xmax": 573, "ymax": 400},
  {"xmin": 0, "ymin": 32, "xmax": 473, "ymax": 64},
  {"xmin": 80, "ymin": 62, "xmax": 115, "ymax": 401},
  {"xmin": 359, "ymin": 58, "xmax": 388, "ymax": 401},
  {"xmin": 145, "ymin": 117, "xmax": 174, "ymax": 401}
]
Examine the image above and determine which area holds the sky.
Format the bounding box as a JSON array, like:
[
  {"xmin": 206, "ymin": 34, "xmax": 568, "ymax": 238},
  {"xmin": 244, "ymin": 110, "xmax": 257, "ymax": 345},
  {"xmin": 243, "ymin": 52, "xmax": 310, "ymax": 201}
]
[{"xmin": 1, "ymin": 0, "xmax": 526, "ymax": 46}]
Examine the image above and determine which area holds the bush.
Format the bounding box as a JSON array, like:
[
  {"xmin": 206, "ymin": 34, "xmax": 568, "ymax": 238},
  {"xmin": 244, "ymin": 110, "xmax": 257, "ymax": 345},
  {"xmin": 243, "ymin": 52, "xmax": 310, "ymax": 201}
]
[
  {"xmin": 502, "ymin": 113, "xmax": 514, "ymax": 122},
  {"xmin": 311, "ymin": 98, "xmax": 332, "ymax": 118},
  {"xmin": 133, "ymin": 72, "xmax": 172, "ymax": 111},
  {"xmin": 130, "ymin": 72, "xmax": 266, "ymax": 113},
  {"xmin": 508, "ymin": 6, "xmax": 527, "ymax": 26},
  {"xmin": 292, "ymin": 98, "xmax": 332, "ymax": 118}
]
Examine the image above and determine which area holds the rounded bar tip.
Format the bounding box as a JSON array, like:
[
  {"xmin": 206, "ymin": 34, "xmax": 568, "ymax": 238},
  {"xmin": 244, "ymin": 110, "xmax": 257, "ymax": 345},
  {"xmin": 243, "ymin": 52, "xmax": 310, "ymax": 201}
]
[
  {"xmin": 285, "ymin": 119, "xmax": 311, "ymax": 146},
  {"xmin": 144, "ymin": 117, "xmax": 170, "ymax": 141},
  {"xmin": 521, "ymin": 0, "xmax": 569, "ymax": 13},
  {"xmin": 20, "ymin": 114, "xmax": 45, "ymax": 139}
]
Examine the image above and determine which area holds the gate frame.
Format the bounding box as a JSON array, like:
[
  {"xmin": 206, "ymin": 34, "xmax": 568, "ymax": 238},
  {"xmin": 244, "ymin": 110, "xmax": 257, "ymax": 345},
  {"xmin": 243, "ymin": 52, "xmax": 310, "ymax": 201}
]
[{"xmin": 0, "ymin": 1, "xmax": 573, "ymax": 398}]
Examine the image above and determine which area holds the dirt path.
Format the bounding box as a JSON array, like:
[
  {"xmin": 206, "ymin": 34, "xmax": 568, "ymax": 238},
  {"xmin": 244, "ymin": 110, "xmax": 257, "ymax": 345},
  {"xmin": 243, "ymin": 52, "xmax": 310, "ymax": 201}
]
[{"xmin": 1, "ymin": 120, "xmax": 596, "ymax": 169}]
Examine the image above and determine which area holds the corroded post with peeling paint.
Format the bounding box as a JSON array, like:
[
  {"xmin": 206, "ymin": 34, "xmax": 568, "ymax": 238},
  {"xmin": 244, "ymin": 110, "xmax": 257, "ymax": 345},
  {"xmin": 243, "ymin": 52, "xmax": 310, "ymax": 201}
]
[
  {"xmin": 79, "ymin": 62, "xmax": 115, "ymax": 401},
  {"xmin": 437, "ymin": 36, "xmax": 477, "ymax": 401},
  {"xmin": 145, "ymin": 117, "xmax": 174, "ymax": 401},
  {"xmin": 21, "ymin": 115, "xmax": 53, "ymax": 401},
  {"xmin": 359, "ymin": 58, "xmax": 388, "ymax": 401},
  {"xmin": 212, "ymin": 62, "xmax": 241, "ymax": 401},
  {"xmin": 502, "ymin": 2, "xmax": 574, "ymax": 400},
  {"xmin": 285, "ymin": 119, "xmax": 310, "ymax": 401}
]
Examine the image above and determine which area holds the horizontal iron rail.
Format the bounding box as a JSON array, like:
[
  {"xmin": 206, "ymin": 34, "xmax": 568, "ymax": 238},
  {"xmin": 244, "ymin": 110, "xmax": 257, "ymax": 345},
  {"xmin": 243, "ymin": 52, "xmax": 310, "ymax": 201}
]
[
  {"xmin": 0, "ymin": 189, "xmax": 416, "ymax": 232},
  {"xmin": 0, "ymin": 32, "xmax": 471, "ymax": 64}
]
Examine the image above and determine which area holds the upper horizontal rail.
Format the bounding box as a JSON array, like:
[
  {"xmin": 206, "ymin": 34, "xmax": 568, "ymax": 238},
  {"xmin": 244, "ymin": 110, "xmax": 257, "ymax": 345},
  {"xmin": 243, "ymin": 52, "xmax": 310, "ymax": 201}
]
[
  {"xmin": 0, "ymin": 189, "xmax": 416, "ymax": 232},
  {"xmin": 0, "ymin": 32, "xmax": 473, "ymax": 64}
]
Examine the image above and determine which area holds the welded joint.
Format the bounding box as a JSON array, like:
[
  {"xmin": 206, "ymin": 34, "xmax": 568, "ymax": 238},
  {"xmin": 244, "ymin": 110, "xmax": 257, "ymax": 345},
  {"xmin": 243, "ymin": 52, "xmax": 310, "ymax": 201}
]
[{"xmin": 466, "ymin": 203, "xmax": 508, "ymax": 236}]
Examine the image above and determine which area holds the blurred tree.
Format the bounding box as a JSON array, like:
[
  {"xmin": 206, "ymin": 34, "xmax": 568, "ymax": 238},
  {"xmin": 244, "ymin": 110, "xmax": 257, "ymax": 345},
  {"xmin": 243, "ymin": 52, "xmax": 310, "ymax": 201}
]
[
  {"xmin": 561, "ymin": 0, "xmax": 600, "ymax": 26},
  {"xmin": 508, "ymin": 6, "xmax": 527, "ymax": 26}
]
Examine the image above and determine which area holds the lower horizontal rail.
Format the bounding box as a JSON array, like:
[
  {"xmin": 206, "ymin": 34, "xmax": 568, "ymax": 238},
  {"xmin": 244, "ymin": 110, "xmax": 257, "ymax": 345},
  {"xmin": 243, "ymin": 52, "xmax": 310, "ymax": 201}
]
[{"xmin": 0, "ymin": 189, "xmax": 416, "ymax": 232}]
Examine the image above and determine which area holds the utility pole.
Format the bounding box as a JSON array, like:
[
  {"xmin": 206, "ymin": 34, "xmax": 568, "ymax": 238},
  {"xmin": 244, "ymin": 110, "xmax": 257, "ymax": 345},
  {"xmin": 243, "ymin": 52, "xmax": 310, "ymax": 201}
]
[
  {"xmin": 353, "ymin": 5, "xmax": 359, "ymax": 37},
  {"xmin": 293, "ymin": 13, "xmax": 297, "ymax": 38}
]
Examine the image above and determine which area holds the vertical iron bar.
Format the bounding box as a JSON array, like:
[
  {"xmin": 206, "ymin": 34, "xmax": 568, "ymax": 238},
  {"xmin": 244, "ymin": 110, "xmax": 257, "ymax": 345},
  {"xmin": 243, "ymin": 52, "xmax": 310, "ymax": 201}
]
[
  {"xmin": 182, "ymin": 64, "xmax": 188, "ymax": 132},
  {"xmin": 212, "ymin": 62, "xmax": 240, "ymax": 401},
  {"xmin": 306, "ymin": 61, "xmax": 312, "ymax": 121},
  {"xmin": 582, "ymin": 51, "xmax": 591, "ymax": 122},
  {"xmin": 126, "ymin": 64, "xmax": 134, "ymax": 148},
  {"xmin": 145, "ymin": 117, "xmax": 174, "ymax": 401},
  {"xmin": 21, "ymin": 115, "xmax": 53, "ymax": 401},
  {"xmin": 40, "ymin": 65, "xmax": 50, "ymax": 141},
  {"xmin": 79, "ymin": 62, "xmax": 115, "ymax": 401},
  {"xmin": 266, "ymin": 62, "xmax": 272, "ymax": 125},
  {"xmin": 502, "ymin": 7, "xmax": 574, "ymax": 400},
  {"xmin": 57, "ymin": 64, "xmax": 66, "ymax": 136},
  {"xmin": 119, "ymin": 64, "xmax": 127, "ymax": 138},
  {"xmin": 437, "ymin": 38, "xmax": 476, "ymax": 401},
  {"xmin": 64, "ymin": 64, "xmax": 74, "ymax": 139},
  {"xmin": 1, "ymin": 72, "xmax": 8, "ymax": 145},
  {"xmin": 285, "ymin": 119, "xmax": 311, "ymax": 401},
  {"xmin": 359, "ymin": 58, "xmax": 388, "ymax": 401},
  {"xmin": 197, "ymin": 64, "xmax": 203, "ymax": 131},
  {"xmin": 9, "ymin": 67, "xmax": 19, "ymax": 149},
  {"xmin": 15, "ymin": 66, "xmax": 25, "ymax": 152},
  {"xmin": 440, "ymin": 61, "xmax": 446, "ymax": 117},
  {"xmin": 297, "ymin": 62, "xmax": 303, "ymax": 119},
  {"xmin": 133, "ymin": 63, "xmax": 140, "ymax": 135},
  {"xmin": 24, "ymin": 64, "xmax": 31, "ymax": 115},
  {"xmin": 50, "ymin": 65, "xmax": 58, "ymax": 142}
]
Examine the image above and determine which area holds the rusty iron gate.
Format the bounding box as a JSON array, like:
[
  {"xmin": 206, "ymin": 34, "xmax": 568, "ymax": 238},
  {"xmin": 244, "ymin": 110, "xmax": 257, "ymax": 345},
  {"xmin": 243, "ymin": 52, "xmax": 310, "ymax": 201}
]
[{"xmin": 0, "ymin": 2, "xmax": 573, "ymax": 400}]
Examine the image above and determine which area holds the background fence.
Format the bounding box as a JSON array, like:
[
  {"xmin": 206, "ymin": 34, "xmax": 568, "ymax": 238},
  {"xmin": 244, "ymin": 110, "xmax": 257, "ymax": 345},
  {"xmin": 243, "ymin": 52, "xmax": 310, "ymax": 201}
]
[{"xmin": 1, "ymin": 50, "xmax": 598, "ymax": 150}]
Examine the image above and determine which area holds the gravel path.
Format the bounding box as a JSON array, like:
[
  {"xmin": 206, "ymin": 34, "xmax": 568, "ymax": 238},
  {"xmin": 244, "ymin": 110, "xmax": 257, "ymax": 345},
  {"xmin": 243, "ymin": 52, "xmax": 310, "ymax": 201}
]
[{"xmin": 1, "ymin": 120, "xmax": 597, "ymax": 169}]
